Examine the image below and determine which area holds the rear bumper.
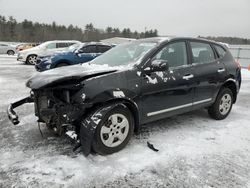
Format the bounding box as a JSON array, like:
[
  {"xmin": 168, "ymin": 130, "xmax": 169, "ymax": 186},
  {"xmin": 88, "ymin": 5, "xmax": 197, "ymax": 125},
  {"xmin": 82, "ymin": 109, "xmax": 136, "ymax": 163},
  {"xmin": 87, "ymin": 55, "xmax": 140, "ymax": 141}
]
[{"xmin": 7, "ymin": 96, "xmax": 34, "ymax": 125}]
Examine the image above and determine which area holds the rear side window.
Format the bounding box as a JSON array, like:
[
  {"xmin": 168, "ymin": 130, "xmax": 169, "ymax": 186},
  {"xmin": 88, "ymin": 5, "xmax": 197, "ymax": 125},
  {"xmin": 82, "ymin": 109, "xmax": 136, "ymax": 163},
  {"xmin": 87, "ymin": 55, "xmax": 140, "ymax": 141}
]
[
  {"xmin": 190, "ymin": 42, "xmax": 215, "ymax": 64},
  {"xmin": 97, "ymin": 45, "xmax": 111, "ymax": 53},
  {"xmin": 56, "ymin": 43, "xmax": 69, "ymax": 48},
  {"xmin": 80, "ymin": 45, "xmax": 97, "ymax": 53},
  {"xmin": 214, "ymin": 45, "xmax": 226, "ymax": 58}
]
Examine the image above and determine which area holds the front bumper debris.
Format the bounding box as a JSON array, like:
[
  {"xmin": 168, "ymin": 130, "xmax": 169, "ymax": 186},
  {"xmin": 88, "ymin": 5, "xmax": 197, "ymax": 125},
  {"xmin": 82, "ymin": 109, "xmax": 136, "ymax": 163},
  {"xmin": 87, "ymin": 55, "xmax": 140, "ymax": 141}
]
[{"xmin": 7, "ymin": 96, "xmax": 34, "ymax": 125}]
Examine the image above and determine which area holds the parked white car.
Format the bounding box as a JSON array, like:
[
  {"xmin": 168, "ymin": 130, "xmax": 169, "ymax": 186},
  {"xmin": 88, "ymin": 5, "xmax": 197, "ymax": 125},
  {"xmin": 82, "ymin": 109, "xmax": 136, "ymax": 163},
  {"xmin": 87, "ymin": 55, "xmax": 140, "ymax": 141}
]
[
  {"xmin": 17, "ymin": 40, "xmax": 81, "ymax": 64},
  {"xmin": 0, "ymin": 43, "xmax": 17, "ymax": 55}
]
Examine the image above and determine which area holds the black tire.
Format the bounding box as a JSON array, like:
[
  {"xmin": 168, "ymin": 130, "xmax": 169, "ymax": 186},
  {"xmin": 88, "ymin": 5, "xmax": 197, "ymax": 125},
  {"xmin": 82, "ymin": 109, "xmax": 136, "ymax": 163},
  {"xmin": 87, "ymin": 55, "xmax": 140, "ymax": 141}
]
[
  {"xmin": 55, "ymin": 63, "xmax": 68, "ymax": 68},
  {"xmin": 91, "ymin": 105, "xmax": 134, "ymax": 155},
  {"xmin": 208, "ymin": 87, "xmax": 233, "ymax": 120},
  {"xmin": 7, "ymin": 50, "xmax": 15, "ymax": 55},
  {"xmin": 26, "ymin": 55, "xmax": 37, "ymax": 65}
]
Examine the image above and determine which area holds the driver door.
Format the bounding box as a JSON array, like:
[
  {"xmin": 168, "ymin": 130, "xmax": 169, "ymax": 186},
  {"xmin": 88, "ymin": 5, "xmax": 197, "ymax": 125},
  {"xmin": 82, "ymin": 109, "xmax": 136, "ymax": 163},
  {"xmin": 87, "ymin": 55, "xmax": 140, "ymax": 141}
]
[{"xmin": 140, "ymin": 41, "xmax": 195, "ymax": 123}]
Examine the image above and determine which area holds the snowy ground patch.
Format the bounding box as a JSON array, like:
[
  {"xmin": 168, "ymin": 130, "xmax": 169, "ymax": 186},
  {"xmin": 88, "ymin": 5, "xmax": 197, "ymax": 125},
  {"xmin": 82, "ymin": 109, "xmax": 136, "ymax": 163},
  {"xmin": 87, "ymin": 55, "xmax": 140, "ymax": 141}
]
[{"xmin": 0, "ymin": 57, "xmax": 250, "ymax": 187}]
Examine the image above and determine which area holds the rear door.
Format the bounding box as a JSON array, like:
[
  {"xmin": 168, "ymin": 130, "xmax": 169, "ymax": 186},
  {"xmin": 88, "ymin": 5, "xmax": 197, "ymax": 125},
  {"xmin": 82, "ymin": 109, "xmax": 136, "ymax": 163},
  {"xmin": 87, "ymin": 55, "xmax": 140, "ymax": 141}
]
[
  {"xmin": 188, "ymin": 40, "xmax": 226, "ymax": 106},
  {"xmin": 140, "ymin": 41, "xmax": 195, "ymax": 123}
]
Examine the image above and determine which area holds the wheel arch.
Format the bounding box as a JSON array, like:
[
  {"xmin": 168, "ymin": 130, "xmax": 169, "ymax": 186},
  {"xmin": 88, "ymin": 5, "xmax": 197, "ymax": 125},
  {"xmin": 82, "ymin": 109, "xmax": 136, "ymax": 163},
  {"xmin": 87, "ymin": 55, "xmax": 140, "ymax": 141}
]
[
  {"xmin": 26, "ymin": 54, "xmax": 37, "ymax": 63},
  {"xmin": 7, "ymin": 49, "xmax": 15, "ymax": 54},
  {"xmin": 221, "ymin": 79, "xmax": 237, "ymax": 103},
  {"xmin": 83, "ymin": 95, "xmax": 140, "ymax": 134},
  {"xmin": 105, "ymin": 98, "xmax": 140, "ymax": 133},
  {"xmin": 80, "ymin": 99, "xmax": 139, "ymax": 156},
  {"xmin": 53, "ymin": 59, "xmax": 72, "ymax": 68}
]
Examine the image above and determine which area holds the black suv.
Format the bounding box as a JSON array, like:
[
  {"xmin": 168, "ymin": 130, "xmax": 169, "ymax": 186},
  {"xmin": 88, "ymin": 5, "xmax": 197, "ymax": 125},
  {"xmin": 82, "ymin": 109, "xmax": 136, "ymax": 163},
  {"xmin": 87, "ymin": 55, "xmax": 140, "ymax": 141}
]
[{"xmin": 8, "ymin": 37, "xmax": 241, "ymax": 155}]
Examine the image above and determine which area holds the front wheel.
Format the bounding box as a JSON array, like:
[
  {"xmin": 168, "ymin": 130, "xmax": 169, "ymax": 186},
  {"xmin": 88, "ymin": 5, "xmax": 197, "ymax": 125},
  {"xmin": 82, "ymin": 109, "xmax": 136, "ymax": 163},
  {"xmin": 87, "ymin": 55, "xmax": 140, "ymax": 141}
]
[
  {"xmin": 208, "ymin": 87, "xmax": 233, "ymax": 120},
  {"xmin": 26, "ymin": 55, "xmax": 37, "ymax": 65},
  {"xmin": 89, "ymin": 105, "xmax": 134, "ymax": 155}
]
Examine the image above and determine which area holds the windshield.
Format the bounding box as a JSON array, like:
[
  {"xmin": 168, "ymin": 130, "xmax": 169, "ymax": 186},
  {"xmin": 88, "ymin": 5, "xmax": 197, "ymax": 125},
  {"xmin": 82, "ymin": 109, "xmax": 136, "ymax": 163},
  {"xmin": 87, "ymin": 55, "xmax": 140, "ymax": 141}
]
[
  {"xmin": 39, "ymin": 41, "xmax": 50, "ymax": 48},
  {"xmin": 90, "ymin": 41, "xmax": 157, "ymax": 67},
  {"xmin": 69, "ymin": 43, "xmax": 82, "ymax": 52}
]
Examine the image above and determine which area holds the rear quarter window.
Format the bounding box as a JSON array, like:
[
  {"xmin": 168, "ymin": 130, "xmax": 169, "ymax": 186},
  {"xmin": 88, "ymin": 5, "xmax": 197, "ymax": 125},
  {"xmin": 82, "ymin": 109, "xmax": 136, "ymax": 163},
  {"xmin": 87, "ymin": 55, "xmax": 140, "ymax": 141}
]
[{"xmin": 214, "ymin": 45, "xmax": 226, "ymax": 58}]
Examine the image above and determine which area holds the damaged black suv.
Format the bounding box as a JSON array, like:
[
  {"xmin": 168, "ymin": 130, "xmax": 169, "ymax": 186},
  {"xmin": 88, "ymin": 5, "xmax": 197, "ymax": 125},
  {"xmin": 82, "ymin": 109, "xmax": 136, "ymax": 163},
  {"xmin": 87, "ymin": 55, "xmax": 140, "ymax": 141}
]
[{"xmin": 8, "ymin": 37, "xmax": 241, "ymax": 155}]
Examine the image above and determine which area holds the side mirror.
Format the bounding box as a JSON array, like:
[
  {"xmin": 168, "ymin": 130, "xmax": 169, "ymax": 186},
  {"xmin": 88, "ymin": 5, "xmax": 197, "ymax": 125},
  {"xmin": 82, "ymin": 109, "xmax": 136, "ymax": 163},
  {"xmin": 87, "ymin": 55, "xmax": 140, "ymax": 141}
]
[{"xmin": 145, "ymin": 59, "xmax": 169, "ymax": 72}]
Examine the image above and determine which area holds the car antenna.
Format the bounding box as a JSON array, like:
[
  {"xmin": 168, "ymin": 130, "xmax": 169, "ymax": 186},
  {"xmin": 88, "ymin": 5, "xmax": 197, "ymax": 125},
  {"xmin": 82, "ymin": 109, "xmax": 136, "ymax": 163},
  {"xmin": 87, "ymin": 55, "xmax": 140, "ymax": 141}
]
[{"xmin": 37, "ymin": 122, "xmax": 44, "ymax": 138}]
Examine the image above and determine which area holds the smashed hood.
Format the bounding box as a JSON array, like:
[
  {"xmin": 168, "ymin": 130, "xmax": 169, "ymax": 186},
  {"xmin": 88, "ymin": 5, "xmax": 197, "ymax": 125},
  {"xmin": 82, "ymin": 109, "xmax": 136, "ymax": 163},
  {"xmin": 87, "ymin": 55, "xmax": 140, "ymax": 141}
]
[{"xmin": 26, "ymin": 64, "xmax": 117, "ymax": 89}]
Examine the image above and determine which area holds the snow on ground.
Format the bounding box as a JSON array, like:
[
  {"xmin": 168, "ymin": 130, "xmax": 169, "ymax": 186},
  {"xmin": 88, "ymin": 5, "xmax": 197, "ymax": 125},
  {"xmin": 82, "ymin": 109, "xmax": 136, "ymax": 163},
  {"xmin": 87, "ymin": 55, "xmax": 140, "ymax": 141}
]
[{"xmin": 0, "ymin": 56, "xmax": 250, "ymax": 187}]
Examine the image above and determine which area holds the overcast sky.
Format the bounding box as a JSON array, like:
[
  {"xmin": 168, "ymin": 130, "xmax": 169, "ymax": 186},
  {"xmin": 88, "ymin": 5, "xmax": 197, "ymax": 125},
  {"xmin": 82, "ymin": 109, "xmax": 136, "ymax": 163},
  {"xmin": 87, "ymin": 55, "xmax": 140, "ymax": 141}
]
[{"xmin": 0, "ymin": 0, "xmax": 249, "ymax": 38}]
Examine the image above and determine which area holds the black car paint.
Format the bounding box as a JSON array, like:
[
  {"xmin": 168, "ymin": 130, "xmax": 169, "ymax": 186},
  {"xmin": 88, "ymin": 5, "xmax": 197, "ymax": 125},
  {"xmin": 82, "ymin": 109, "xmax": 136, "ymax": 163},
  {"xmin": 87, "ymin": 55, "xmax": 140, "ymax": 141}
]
[{"xmin": 7, "ymin": 37, "xmax": 241, "ymax": 156}]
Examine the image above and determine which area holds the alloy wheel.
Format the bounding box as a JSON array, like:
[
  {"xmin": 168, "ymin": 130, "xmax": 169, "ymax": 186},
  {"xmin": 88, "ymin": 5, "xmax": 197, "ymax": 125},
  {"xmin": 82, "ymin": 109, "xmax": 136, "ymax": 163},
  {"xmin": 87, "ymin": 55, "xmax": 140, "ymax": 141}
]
[
  {"xmin": 100, "ymin": 113, "xmax": 129, "ymax": 147},
  {"xmin": 28, "ymin": 55, "xmax": 37, "ymax": 65},
  {"xmin": 219, "ymin": 93, "xmax": 232, "ymax": 115}
]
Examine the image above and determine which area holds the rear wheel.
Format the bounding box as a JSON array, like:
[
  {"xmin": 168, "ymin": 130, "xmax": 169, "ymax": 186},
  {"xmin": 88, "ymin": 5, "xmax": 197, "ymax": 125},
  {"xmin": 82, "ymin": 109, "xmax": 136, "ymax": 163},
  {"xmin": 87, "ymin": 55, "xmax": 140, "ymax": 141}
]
[
  {"xmin": 7, "ymin": 50, "xmax": 15, "ymax": 55},
  {"xmin": 89, "ymin": 105, "xmax": 134, "ymax": 155},
  {"xmin": 208, "ymin": 87, "xmax": 233, "ymax": 120},
  {"xmin": 26, "ymin": 55, "xmax": 37, "ymax": 65}
]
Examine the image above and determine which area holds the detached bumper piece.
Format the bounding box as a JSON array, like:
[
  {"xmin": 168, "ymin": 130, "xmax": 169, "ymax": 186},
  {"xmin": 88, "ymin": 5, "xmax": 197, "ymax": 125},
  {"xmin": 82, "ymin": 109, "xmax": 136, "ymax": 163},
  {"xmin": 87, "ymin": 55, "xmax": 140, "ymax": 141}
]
[{"xmin": 7, "ymin": 96, "xmax": 34, "ymax": 125}]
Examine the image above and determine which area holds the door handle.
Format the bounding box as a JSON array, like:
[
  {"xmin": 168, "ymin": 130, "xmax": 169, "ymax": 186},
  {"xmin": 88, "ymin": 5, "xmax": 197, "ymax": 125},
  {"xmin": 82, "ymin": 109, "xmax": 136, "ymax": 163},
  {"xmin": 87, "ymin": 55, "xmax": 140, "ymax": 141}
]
[
  {"xmin": 183, "ymin": 74, "xmax": 194, "ymax": 80},
  {"xmin": 217, "ymin": 68, "xmax": 225, "ymax": 73}
]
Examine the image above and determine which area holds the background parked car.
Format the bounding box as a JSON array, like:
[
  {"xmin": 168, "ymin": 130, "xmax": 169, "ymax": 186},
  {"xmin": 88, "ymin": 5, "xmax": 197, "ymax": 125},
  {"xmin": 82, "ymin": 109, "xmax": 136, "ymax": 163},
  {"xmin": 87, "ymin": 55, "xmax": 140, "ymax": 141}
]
[
  {"xmin": 0, "ymin": 43, "xmax": 17, "ymax": 55},
  {"xmin": 17, "ymin": 40, "xmax": 81, "ymax": 65},
  {"xmin": 35, "ymin": 42, "xmax": 112, "ymax": 71}
]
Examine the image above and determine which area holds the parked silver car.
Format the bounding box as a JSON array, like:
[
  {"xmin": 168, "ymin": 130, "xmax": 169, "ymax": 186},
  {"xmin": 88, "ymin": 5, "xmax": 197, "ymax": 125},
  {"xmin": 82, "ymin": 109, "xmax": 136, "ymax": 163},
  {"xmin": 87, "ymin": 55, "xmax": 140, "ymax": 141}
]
[{"xmin": 0, "ymin": 43, "xmax": 16, "ymax": 55}]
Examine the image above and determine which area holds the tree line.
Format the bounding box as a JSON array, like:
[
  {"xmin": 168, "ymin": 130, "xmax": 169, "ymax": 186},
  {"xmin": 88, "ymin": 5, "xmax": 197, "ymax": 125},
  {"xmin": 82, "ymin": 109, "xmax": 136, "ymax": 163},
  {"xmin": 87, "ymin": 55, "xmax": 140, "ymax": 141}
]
[
  {"xmin": 0, "ymin": 15, "xmax": 158, "ymax": 43},
  {"xmin": 200, "ymin": 36, "xmax": 250, "ymax": 45}
]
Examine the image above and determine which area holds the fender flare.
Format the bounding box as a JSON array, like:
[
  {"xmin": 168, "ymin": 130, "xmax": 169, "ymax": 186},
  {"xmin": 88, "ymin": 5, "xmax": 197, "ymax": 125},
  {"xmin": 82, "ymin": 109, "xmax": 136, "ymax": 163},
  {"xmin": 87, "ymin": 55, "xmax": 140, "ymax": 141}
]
[{"xmin": 222, "ymin": 78, "xmax": 238, "ymax": 103}]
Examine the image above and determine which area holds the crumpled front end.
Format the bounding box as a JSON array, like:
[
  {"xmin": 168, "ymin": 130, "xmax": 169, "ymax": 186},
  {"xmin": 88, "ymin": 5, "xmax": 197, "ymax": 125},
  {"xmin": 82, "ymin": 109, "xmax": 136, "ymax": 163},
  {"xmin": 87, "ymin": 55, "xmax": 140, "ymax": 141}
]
[{"xmin": 32, "ymin": 88, "xmax": 85, "ymax": 135}]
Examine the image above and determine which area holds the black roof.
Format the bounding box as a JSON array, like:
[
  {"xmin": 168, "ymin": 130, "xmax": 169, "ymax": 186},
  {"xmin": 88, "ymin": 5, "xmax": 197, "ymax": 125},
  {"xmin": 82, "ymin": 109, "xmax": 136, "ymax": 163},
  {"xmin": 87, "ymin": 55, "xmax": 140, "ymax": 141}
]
[{"xmin": 136, "ymin": 36, "xmax": 222, "ymax": 46}]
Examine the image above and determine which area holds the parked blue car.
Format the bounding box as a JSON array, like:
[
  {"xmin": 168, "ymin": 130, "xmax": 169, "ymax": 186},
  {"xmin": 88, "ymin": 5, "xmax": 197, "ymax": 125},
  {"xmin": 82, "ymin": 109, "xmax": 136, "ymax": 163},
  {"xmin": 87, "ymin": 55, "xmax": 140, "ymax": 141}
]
[{"xmin": 35, "ymin": 42, "xmax": 112, "ymax": 71}]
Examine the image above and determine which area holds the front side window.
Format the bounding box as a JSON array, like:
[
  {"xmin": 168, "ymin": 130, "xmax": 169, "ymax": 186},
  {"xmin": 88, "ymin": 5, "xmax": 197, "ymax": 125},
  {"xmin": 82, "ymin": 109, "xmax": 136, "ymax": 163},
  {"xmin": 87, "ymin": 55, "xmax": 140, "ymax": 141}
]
[
  {"xmin": 97, "ymin": 45, "xmax": 111, "ymax": 53},
  {"xmin": 80, "ymin": 45, "xmax": 97, "ymax": 53},
  {"xmin": 56, "ymin": 43, "xmax": 69, "ymax": 48},
  {"xmin": 46, "ymin": 43, "xmax": 56, "ymax": 49},
  {"xmin": 190, "ymin": 42, "xmax": 215, "ymax": 64},
  {"xmin": 152, "ymin": 42, "xmax": 188, "ymax": 68}
]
